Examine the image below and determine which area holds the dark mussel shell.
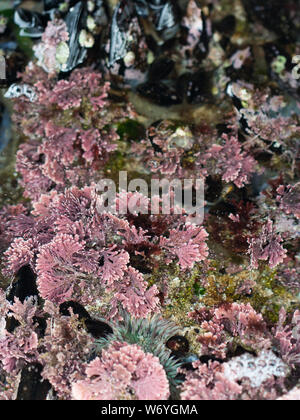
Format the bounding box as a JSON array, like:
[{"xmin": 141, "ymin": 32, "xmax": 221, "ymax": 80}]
[
  {"xmin": 241, "ymin": 0, "xmax": 299, "ymax": 43},
  {"xmin": 137, "ymin": 80, "xmax": 182, "ymax": 105},
  {"xmin": 59, "ymin": 300, "xmax": 92, "ymax": 319},
  {"xmin": 133, "ymin": 0, "xmax": 149, "ymax": 18},
  {"xmin": 177, "ymin": 71, "xmax": 212, "ymax": 105},
  {"xmin": 151, "ymin": 0, "xmax": 180, "ymax": 42},
  {"xmin": 148, "ymin": 57, "xmax": 174, "ymax": 81},
  {"xmin": 6, "ymin": 265, "xmax": 38, "ymax": 304},
  {"xmin": 226, "ymin": 345, "xmax": 257, "ymax": 359},
  {"xmin": 43, "ymin": 0, "xmax": 77, "ymax": 11},
  {"xmin": 93, "ymin": 0, "xmax": 109, "ymax": 27},
  {"xmin": 43, "ymin": 0, "xmax": 62, "ymax": 10},
  {"xmin": 205, "ymin": 175, "xmax": 224, "ymax": 204},
  {"xmin": 166, "ymin": 335, "xmax": 190, "ymax": 357},
  {"xmin": 84, "ymin": 318, "xmax": 114, "ymax": 339},
  {"xmin": 109, "ymin": 0, "xmax": 136, "ymax": 67},
  {"xmin": 199, "ymin": 354, "xmax": 225, "ymax": 364},
  {"xmin": 59, "ymin": 301, "xmax": 113, "ymax": 339},
  {"xmin": 209, "ymin": 200, "xmax": 238, "ymax": 217},
  {"xmin": 195, "ymin": 9, "xmax": 209, "ymax": 60},
  {"xmin": 133, "ymin": 0, "xmax": 181, "ymax": 41},
  {"xmin": 62, "ymin": 1, "xmax": 88, "ymax": 72},
  {"xmin": 5, "ymin": 265, "xmax": 40, "ymax": 333},
  {"xmin": 214, "ymin": 14, "xmax": 236, "ymax": 37},
  {"xmin": 16, "ymin": 363, "xmax": 51, "ymax": 401},
  {"xmin": 109, "ymin": 0, "xmax": 180, "ymax": 66},
  {"xmin": 14, "ymin": 8, "xmax": 49, "ymax": 38}
]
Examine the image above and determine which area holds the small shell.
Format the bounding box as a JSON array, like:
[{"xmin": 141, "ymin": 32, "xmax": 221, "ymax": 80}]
[
  {"xmin": 79, "ymin": 29, "xmax": 94, "ymax": 48},
  {"xmin": 87, "ymin": 15, "xmax": 96, "ymax": 32},
  {"xmin": 56, "ymin": 41, "xmax": 70, "ymax": 65},
  {"xmin": 88, "ymin": 1, "xmax": 96, "ymax": 13},
  {"xmin": 124, "ymin": 51, "xmax": 135, "ymax": 67},
  {"xmin": 4, "ymin": 83, "xmax": 37, "ymax": 102}
]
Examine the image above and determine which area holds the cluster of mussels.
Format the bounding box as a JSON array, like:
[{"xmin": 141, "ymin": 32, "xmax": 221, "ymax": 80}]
[
  {"xmin": 6, "ymin": 0, "xmax": 211, "ymax": 105},
  {"xmin": 5, "ymin": 0, "xmax": 300, "ymax": 106}
]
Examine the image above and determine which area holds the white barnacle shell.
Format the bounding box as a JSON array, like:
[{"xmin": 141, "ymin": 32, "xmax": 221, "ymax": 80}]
[
  {"xmin": 124, "ymin": 51, "xmax": 135, "ymax": 67},
  {"xmin": 23, "ymin": 84, "xmax": 38, "ymax": 102},
  {"xmin": 168, "ymin": 127, "xmax": 194, "ymax": 150},
  {"xmin": 87, "ymin": 16, "xmax": 96, "ymax": 32},
  {"xmin": 223, "ymin": 350, "xmax": 290, "ymax": 388},
  {"xmin": 4, "ymin": 83, "xmax": 37, "ymax": 102},
  {"xmin": 227, "ymin": 81, "xmax": 252, "ymax": 102},
  {"xmin": 56, "ymin": 41, "xmax": 70, "ymax": 65},
  {"xmin": 79, "ymin": 29, "xmax": 95, "ymax": 48},
  {"xmin": 4, "ymin": 83, "xmax": 23, "ymax": 99},
  {"xmin": 87, "ymin": 1, "xmax": 95, "ymax": 13}
]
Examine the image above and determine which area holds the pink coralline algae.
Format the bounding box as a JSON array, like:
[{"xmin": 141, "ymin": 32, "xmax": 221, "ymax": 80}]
[
  {"xmin": 180, "ymin": 361, "xmax": 242, "ymax": 400},
  {"xmin": 135, "ymin": 124, "xmax": 256, "ymax": 189},
  {"xmin": 109, "ymin": 267, "xmax": 159, "ymax": 319},
  {"xmin": 248, "ymin": 220, "xmax": 287, "ymax": 269},
  {"xmin": 0, "ymin": 297, "xmax": 40, "ymax": 374},
  {"xmin": 136, "ymin": 122, "xmax": 204, "ymax": 178},
  {"xmin": 0, "ymin": 296, "xmax": 94, "ymax": 400},
  {"xmin": 38, "ymin": 304, "xmax": 94, "ymax": 399},
  {"xmin": 72, "ymin": 342, "xmax": 170, "ymax": 400},
  {"xmin": 276, "ymin": 183, "xmax": 300, "ymax": 220},
  {"xmin": 16, "ymin": 141, "xmax": 54, "ymax": 202},
  {"xmin": 4, "ymin": 238, "xmax": 35, "ymax": 276},
  {"xmin": 37, "ymin": 69, "xmax": 110, "ymax": 112},
  {"xmin": 273, "ymin": 308, "xmax": 300, "ymax": 369},
  {"xmin": 0, "ymin": 204, "xmax": 27, "ymax": 253},
  {"xmin": 33, "ymin": 19, "xmax": 69, "ymax": 75},
  {"xmin": 207, "ymin": 134, "xmax": 256, "ymax": 188},
  {"xmin": 4, "ymin": 186, "xmax": 208, "ymax": 318},
  {"xmin": 189, "ymin": 303, "xmax": 269, "ymax": 359},
  {"xmin": 1, "ymin": 0, "xmax": 300, "ymax": 401},
  {"xmin": 13, "ymin": 66, "xmax": 122, "ymax": 201},
  {"xmin": 7, "ymin": 187, "xmax": 160, "ymax": 317},
  {"xmin": 159, "ymin": 225, "xmax": 208, "ymax": 270}
]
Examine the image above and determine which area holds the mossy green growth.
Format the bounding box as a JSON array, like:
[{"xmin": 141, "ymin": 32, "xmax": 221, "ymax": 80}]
[
  {"xmin": 253, "ymin": 267, "xmax": 299, "ymax": 323},
  {"xmin": 116, "ymin": 119, "xmax": 145, "ymax": 143},
  {"xmin": 197, "ymin": 261, "xmax": 299, "ymax": 323},
  {"xmin": 105, "ymin": 150, "xmax": 127, "ymax": 174},
  {"xmin": 147, "ymin": 262, "xmax": 205, "ymax": 327},
  {"xmin": 199, "ymin": 267, "xmax": 251, "ymax": 307},
  {"xmin": 0, "ymin": 118, "xmax": 25, "ymax": 209}
]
